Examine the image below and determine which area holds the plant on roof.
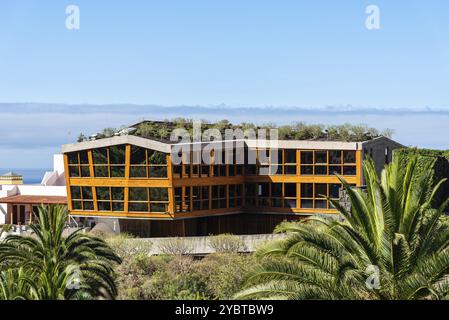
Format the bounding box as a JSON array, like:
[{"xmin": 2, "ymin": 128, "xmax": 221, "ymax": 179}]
[{"xmin": 236, "ymin": 156, "xmax": 449, "ymax": 300}]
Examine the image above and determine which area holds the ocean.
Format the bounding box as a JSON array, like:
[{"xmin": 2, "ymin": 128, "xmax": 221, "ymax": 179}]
[{"xmin": 0, "ymin": 168, "xmax": 51, "ymax": 184}]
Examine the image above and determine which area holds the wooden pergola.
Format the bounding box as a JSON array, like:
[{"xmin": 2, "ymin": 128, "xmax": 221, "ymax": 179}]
[{"xmin": 0, "ymin": 195, "xmax": 67, "ymax": 225}]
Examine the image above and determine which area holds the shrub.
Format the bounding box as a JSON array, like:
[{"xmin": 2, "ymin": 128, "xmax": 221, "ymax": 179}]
[
  {"xmin": 208, "ymin": 234, "xmax": 246, "ymax": 253},
  {"xmin": 115, "ymin": 253, "xmax": 256, "ymax": 300},
  {"xmin": 105, "ymin": 233, "xmax": 153, "ymax": 260},
  {"xmin": 157, "ymin": 237, "xmax": 194, "ymax": 255}
]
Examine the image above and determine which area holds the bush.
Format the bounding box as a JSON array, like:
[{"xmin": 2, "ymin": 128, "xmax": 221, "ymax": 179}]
[
  {"xmin": 0, "ymin": 225, "xmax": 13, "ymax": 233},
  {"xmin": 105, "ymin": 233, "xmax": 152, "ymax": 260},
  {"xmin": 157, "ymin": 238, "xmax": 194, "ymax": 255},
  {"xmin": 208, "ymin": 234, "xmax": 246, "ymax": 253},
  {"xmin": 115, "ymin": 253, "xmax": 256, "ymax": 300}
]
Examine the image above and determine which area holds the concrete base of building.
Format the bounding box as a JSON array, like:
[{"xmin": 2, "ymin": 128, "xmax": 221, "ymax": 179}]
[{"xmin": 118, "ymin": 213, "xmax": 305, "ymax": 238}]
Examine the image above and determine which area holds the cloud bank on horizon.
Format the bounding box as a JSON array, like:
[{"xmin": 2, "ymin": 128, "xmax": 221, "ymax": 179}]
[{"xmin": 0, "ymin": 103, "xmax": 448, "ymax": 169}]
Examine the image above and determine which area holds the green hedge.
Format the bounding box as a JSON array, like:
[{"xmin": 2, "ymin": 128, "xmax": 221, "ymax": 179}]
[{"xmin": 394, "ymin": 148, "xmax": 449, "ymax": 209}]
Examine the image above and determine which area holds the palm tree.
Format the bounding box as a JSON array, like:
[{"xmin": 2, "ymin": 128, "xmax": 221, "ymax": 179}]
[
  {"xmin": 236, "ymin": 157, "xmax": 449, "ymax": 300},
  {"xmin": 0, "ymin": 205, "xmax": 121, "ymax": 300}
]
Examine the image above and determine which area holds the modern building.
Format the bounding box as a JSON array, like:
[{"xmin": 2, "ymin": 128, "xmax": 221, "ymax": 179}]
[
  {"xmin": 61, "ymin": 121, "xmax": 403, "ymax": 237},
  {"xmin": 0, "ymin": 155, "xmax": 67, "ymax": 225}
]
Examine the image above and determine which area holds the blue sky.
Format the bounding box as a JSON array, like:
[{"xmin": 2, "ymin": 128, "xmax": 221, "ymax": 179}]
[{"xmin": 0, "ymin": 1, "xmax": 449, "ymax": 168}]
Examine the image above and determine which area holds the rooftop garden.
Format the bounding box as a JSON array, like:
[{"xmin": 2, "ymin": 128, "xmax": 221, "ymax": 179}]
[{"xmin": 77, "ymin": 118, "xmax": 393, "ymax": 143}]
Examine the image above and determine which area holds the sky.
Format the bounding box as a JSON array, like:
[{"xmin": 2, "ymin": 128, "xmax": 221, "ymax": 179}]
[{"xmin": 0, "ymin": 1, "xmax": 449, "ymax": 168}]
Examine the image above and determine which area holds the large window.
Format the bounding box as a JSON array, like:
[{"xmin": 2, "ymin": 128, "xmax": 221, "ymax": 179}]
[
  {"xmin": 130, "ymin": 146, "xmax": 168, "ymax": 178},
  {"xmin": 92, "ymin": 145, "xmax": 126, "ymax": 178},
  {"xmin": 244, "ymin": 183, "xmax": 297, "ymax": 209},
  {"xmin": 212, "ymin": 185, "xmax": 227, "ymax": 209},
  {"xmin": 71, "ymin": 186, "xmax": 94, "ymax": 211},
  {"xmin": 300, "ymin": 150, "xmax": 357, "ymax": 176},
  {"xmin": 128, "ymin": 187, "xmax": 169, "ymax": 213},
  {"xmin": 300, "ymin": 183, "xmax": 342, "ymax": 210},
  {"xmin": 96, "ymin": 187, "xmax": 125, "ymax": 212},
  {"xmin": 229, "ymin": 184, "xmax": 243, "ymax": 208},
  {"xmin": 68, "ymin": 151, "xmax": 91, "ymax": 177}
]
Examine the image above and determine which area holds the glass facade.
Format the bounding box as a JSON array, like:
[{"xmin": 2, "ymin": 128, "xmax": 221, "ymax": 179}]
[{"xmin": 66, "ymin": 143, "xmax": 361, "ymax": 217}]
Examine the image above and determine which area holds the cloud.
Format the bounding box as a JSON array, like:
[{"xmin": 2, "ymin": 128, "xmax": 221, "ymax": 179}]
[{"xmin": 0, "ymin": 103, "xmax": 448, "ymax": 168}]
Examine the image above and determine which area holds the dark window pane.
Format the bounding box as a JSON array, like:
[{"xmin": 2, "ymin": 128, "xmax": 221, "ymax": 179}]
[
  {"xmin": 219, "ymin": 185, "xmax": 226, "ymax": 198},
  {"xmin": 329, "ymin": 150, "xmax": 342, "ymax": 164},
  {"xmin": 285, "ymin": 199, "xmax": 297, "ymax": 209},
  {"xmin": 315, "ymin": 184, "xmax": 327, "ymax": 198},
  {"xmin": 330, "ymin": 166, "xmax": 342, "ymax": 175},
  {"xmin": 130, "ymin": 166, "xmax": 147, "ymax": 178},
  {"xmin": 193, "ymin": 201, "xmax": 201, "ymax": 211},
  {"xmin": 83, "ymin": 201, "xmax": 94, "ymax": 211},
  {"xmin": 93, "ymin": 148, "xmax": 108, "ymax": 164},
  {"xmin": 301, "ymin": 184, "xmax": 313, "ymax": 198},
  {"xmin": 150, "ymin": 188, "xmax": 168, "ymax": 201},
  {"xmin": 271, "ymin": 183, "xmax": 282, "ymax": 197},
  {"xmin": 173, "ymin": 165, "xmax": 182, "ymax": 178},
  {"xmin": 149, "ymin": 166, "xmax": 168, "ymax": 178},
  {"xmin": 80, "ymin": 166, "xmax": 91, "ymax": 177},
  {"xmin": 212, "ymin": 186, "xmax": 219, "ymax": 198},
  {"xmin": 96, "ymin": 187, "xmax": 110, "ymax": 201},
  {"xmin": 82, "ymin": 187, "xmax": 93, "ymax": 200},
  {"xmin": 329, "ymin": 184, "xmax": 340, "ymax": 199},
  {"xmin": 111, "ymin": 187, "xmax": 124, "ymax": 201},
  {"xmin": 285, "ymin": 183, "xmax": 297, "ymax": 197},
  {"xmin": 229, "ymin": 165, "xmax": 235, "ymax": 176},
  {"xmin": 228, "ymin": 185, "xmax": 236, "ymax": 198},
  {"xmin": 98, "ymin": 201, "xmax": 111, "ymax": 211},
  {"xmin": 94, "ymin": 166, "xmax": 109, "ymax": 178},
  {"xmin": 285, "ymin": 149, "xmax": 297, "ymax": 164},
  {"xmin": 148, "ymin": 150, "xmax": 167, "ymax": 165},
  {"xmin": 111, "ymin": 166, "xmax": 125, "ymax": 178},
  {"xmin": 129, "ymin": 188, "xmax": 148, "ymax": 201},
  {"xmin": 79, "ymin": 152, "xmax": 89, "ymax": 165},
  {"xmin": 109, "ymin": 145, "xmax": 126, "ymax": 164},
  {"xmin": 343, "ymin": 166, "xmax": 357, "ymax": 176},
  {"xmin": 68, "ymin": 153, "xmax": 79, "ymax": 165},
  {"xmin": 150, "ymin": 203, "xmax": 167, "ymax": 213},
  {"xmin": 220, "ymin": 165, "xmax": 227, "ymax": 176},
  {"xmin": 315, "ymin": 151, "xmax": 327, "ymax": 164},
  {"xmin": 284, "ymin": 165, "xmax": 297, "ymax": 175},
  {"xmin": 301, "ymin": 151, "xmax": 313, "ymax": 164},
  {"xmin": 129, "ymin": 202, "xmax": 149, "ymax": 212},
  {"xmin": 245, "ymin": 184, "xmax": 257, "ymax": 197},
  {"xmin": 201, "ymin": 165, "xmax": 210, "ymax": 177},
  {"xmin": 69, "ymin": 166, "xmax": 80, "ymax": 177},
  {"xmin": 71, "ymin": 187, "xmax": 81, "ymax": 199},
  {"xmin": 315, "ymin": 166, "xmax": 327, "ymax": 175},
  {"xmin": 201, "ymin": 186, "xmax": 209, "ymax": 199},
  {"xmin": 300, "ymin": 166, "xmax": 313, "ymax": 175},
  {"xmin": 245, "ymin": 165, "xmax": 256, "ymax": 175},
  {"xmin": 315, "ymin": 200, "xmax": 327, "ymax": 209},
  {"xmin": 343, "ymin": 151, "xmax": 356, "ymax": 164},
  {"xmin": 201, "ymin": 200, "xmax": 209, "ymax": 210},
  {"xmin": 112, "ymin": 202, "xmax": 124, "ymax": 212},
  {"xmin": 72, "ymin": 201, "xmax": 82, "ymax": 210},
  {"xmin": 271, "ymin": 198, "xmax": 283, "ymax": 207},
  {"xmin": 130, "ymin": 146, "xmax": 147, "ymax": 165},
  {"xmin": 301, "ymin": 199, "xmax": 313, "ymax": 208}
]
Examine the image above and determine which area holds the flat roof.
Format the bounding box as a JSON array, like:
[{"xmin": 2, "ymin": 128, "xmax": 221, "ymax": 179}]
[
  {"xmin": 62, "ymin": 135, "xmax": 403, "ymax": 153},
  {"xmin": 0, "ymin": 195, "xmax": 67, "ymax": 205}
]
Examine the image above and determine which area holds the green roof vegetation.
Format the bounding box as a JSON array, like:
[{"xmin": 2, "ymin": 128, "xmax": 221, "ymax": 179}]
[{"xmin": 77, "ymin": 118, "xmax": 393, "ymax": 143}]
